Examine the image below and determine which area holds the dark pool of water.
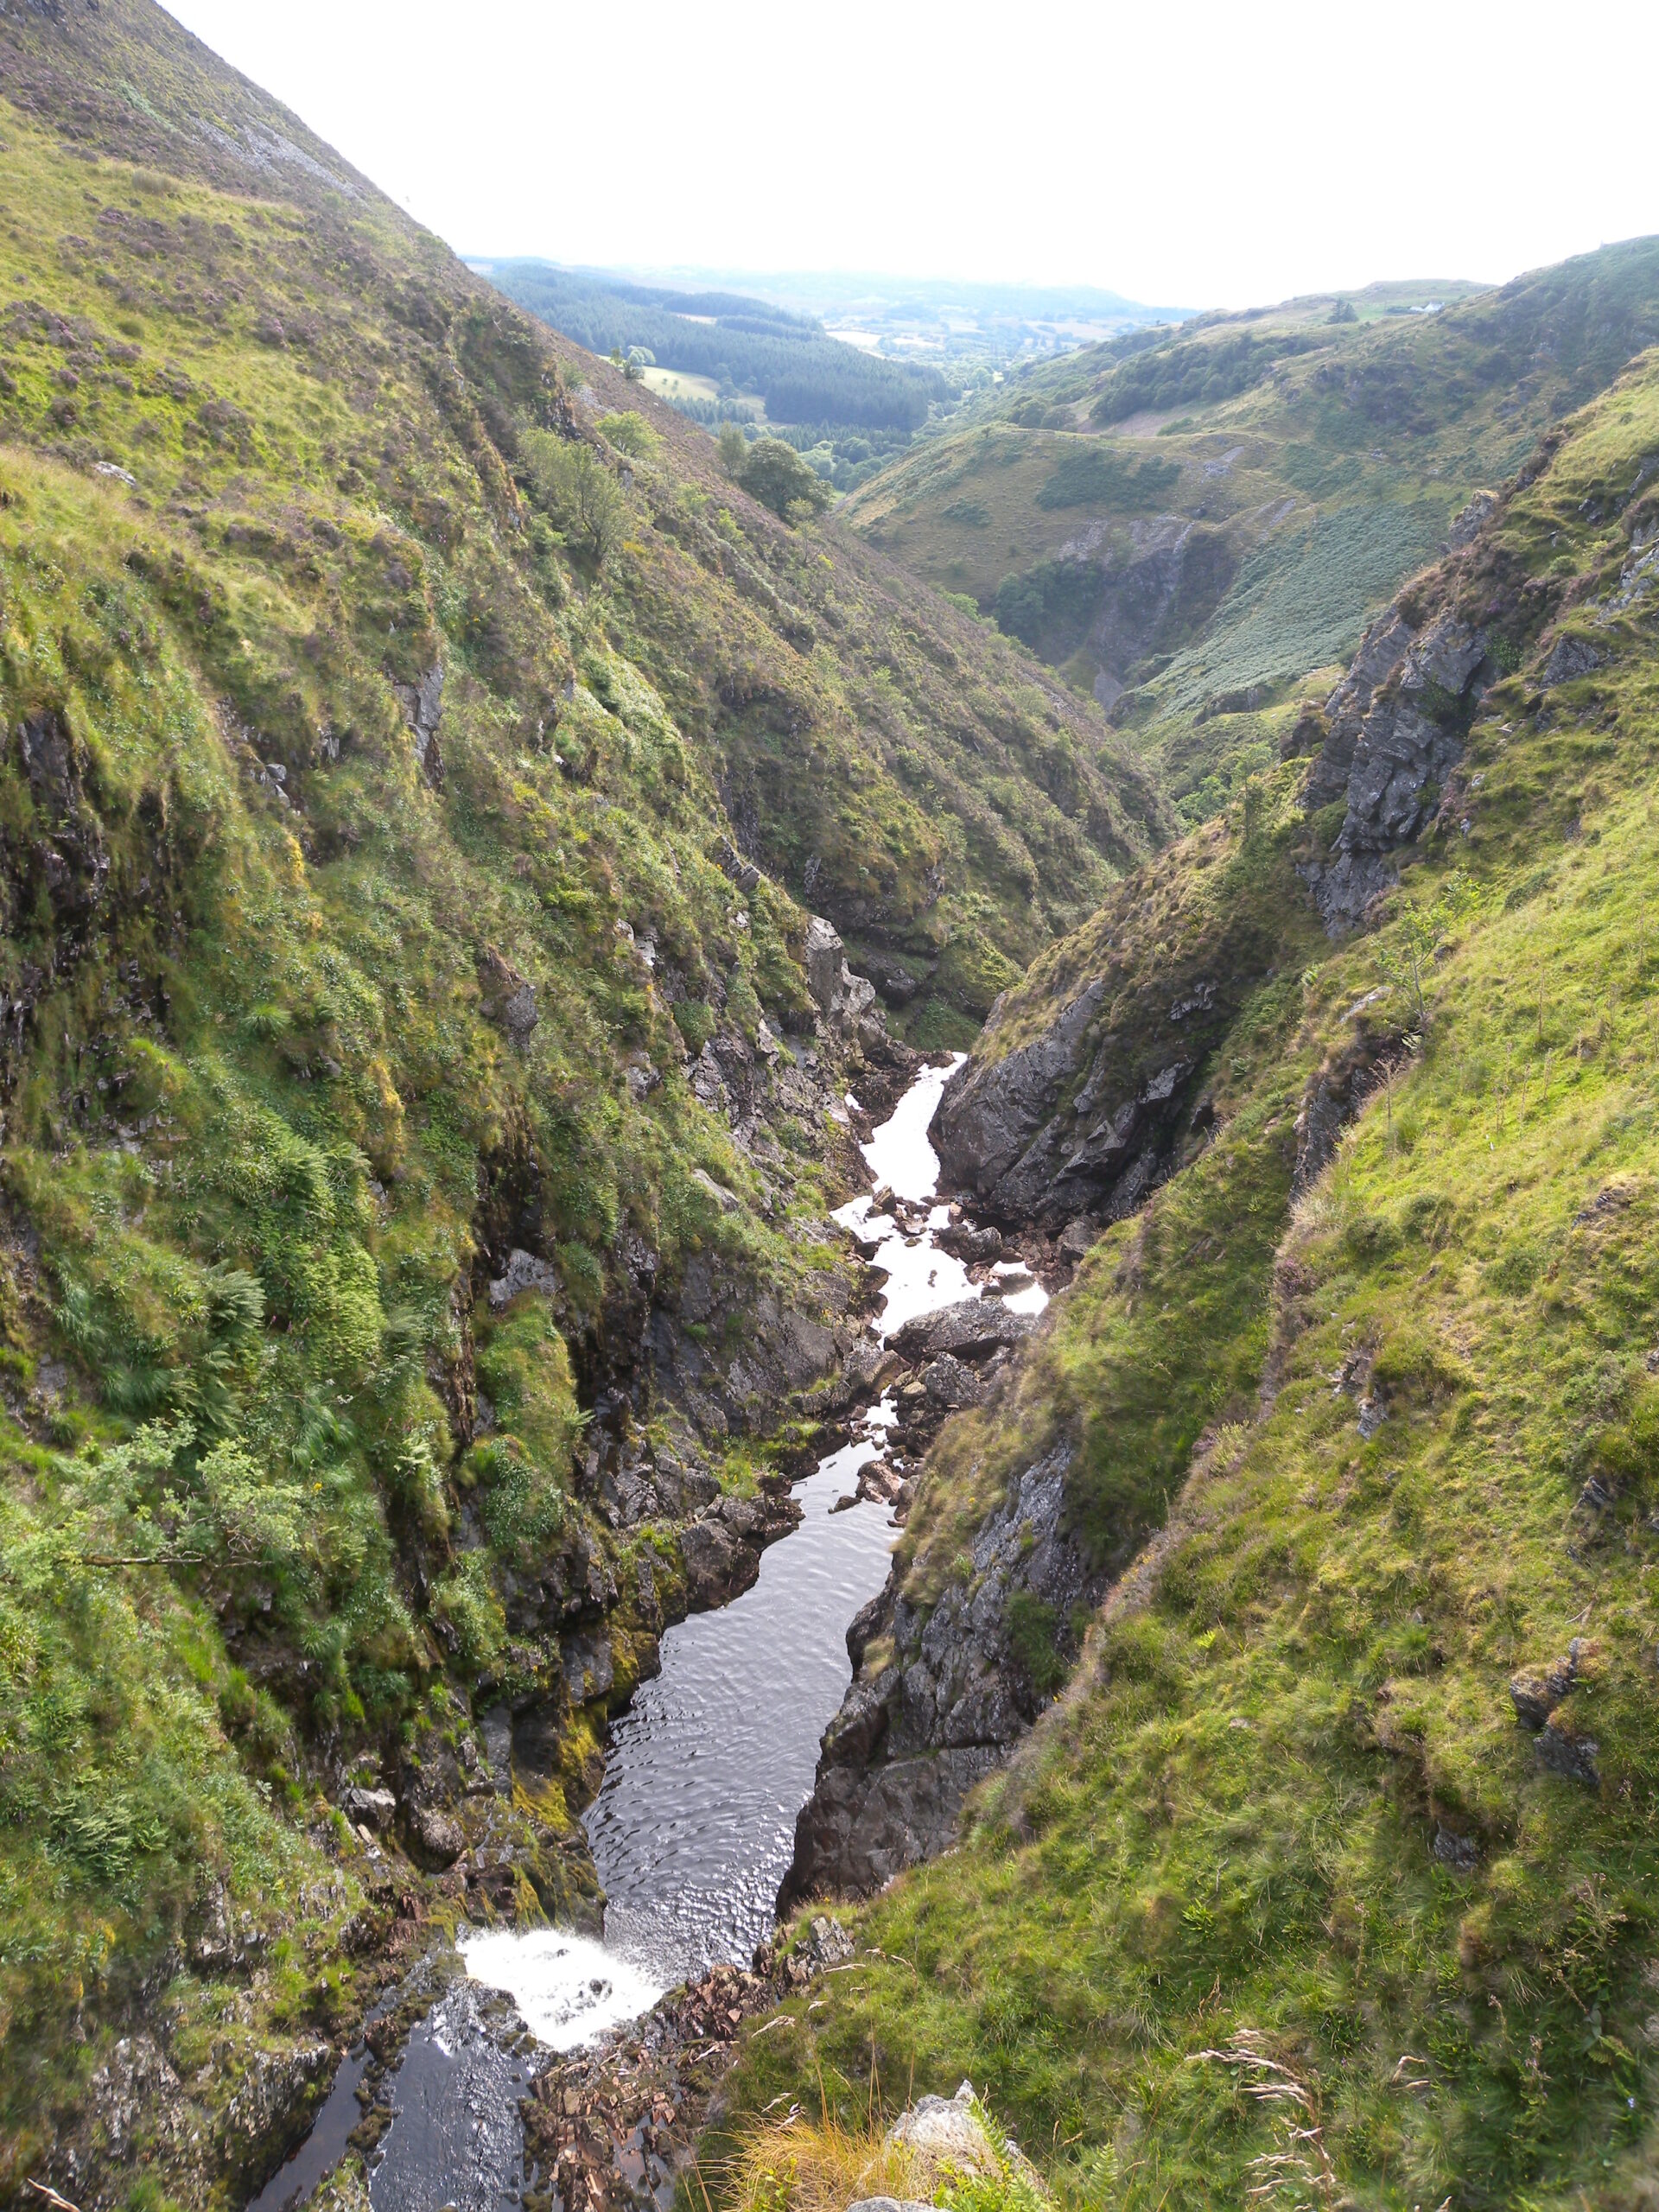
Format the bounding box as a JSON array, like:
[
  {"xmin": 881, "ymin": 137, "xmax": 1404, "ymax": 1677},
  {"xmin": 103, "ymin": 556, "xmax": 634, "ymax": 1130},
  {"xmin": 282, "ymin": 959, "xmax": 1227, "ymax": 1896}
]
[{"xmin": 585, "ymin": 1431, "xmax": 897, "ymax": 1984}]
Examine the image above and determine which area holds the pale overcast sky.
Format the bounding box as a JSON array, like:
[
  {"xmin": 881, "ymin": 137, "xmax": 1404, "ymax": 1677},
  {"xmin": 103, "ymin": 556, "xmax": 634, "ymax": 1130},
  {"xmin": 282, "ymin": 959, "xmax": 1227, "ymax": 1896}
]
[{"xmin": 166, "ymin": 0, "xmax": 1658, "ymax": 311}]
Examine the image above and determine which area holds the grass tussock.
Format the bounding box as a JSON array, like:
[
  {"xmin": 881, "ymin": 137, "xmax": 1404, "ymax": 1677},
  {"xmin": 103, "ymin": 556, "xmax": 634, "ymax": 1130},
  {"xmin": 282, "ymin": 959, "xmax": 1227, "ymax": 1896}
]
[{"xmin": 715, "ymin": 2091, "xmax": 1046, "ymax": 2212}]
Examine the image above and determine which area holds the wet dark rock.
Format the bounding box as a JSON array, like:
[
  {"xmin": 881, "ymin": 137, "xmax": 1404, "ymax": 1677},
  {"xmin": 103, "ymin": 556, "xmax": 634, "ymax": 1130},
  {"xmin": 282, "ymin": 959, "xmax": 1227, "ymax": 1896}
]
[
  {"xmin": 1537, "ymin": 1719, "xmax": 1600, "ymax": 1788},
  {"xmin": 846, "ymin": 1588, "xmax": 889, "ymax": 1669},
  {"xmin": 1056, "ymin": 1214, "xmax": 1101, "ymax": 1261},
  {"xmin": 930, "ymin": 978, "xmax": 1105, "ymax": 1217},
  {"xmin": 783, "ymin": 1446, "xmax": 1102, "ymax": 1905},
  {"xmin": 934, "ymin": 1220, "xmax": 1003, "ymax": 1262},
  {"xmin": 889, "ymin": 1301, "xmax": 1033, "ymax": 1366},
  {"xmin": 782, "ymin": 1747, "xmax": 1001, "ymax": 1907},
  {"xmin": 933, "ymin": 995, "xmax": 1197, "ymax": 1231},
  {"xmin": 677, "ymin": 1487, "xmax": 802, "ymax": 1611}
]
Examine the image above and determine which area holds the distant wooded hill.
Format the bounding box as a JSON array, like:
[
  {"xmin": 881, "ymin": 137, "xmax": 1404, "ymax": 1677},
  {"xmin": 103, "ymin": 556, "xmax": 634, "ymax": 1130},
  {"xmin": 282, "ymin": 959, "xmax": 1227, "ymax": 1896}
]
[{"xmin": 482, "ymin": 261, "xmax": 948, "ymax": 429}]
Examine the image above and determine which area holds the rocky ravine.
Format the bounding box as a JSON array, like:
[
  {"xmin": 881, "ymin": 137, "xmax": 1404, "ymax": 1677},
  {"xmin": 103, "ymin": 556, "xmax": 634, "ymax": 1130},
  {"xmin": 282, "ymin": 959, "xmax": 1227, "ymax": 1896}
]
[
  {"xmin": 782, "ymin": 486, "xmax": 1546, "ymax": 1918},
  {"xmin": 44, "ymin": 921, "xmax": 917, "ymax": 2212},
  {"xmin": 927, "ymin": 492, "xmax": 1510, "ymax": 1237}
]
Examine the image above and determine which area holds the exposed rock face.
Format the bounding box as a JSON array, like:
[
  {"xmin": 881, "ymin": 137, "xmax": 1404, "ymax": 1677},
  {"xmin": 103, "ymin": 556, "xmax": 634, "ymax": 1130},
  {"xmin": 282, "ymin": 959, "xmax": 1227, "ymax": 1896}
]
[
  {"xmin": 477, "ymin": 944, "xmax": 540, "ymax": 1046},
  {"xmin": 221, "ymin": 2037, "xmax": 335, "ymax": 2171},
  {"xmin": 1542, "ymin": 632, "xmax": 1602, "ymax": 685},
  {"xmin": 1447, "ymin": 488, "xmax": 1498, "ymax": 548},
  {"xmin": 676, "ymin": 1484, "xmax": 803, "ymax": 1609},
  {"xmin": 1300, "ymin": 606, "xmax": 1494, "ymax": 934},
  {"xmin": 884, "ymin": 2081, "xmax": 1046, "ymax": 2198},
  {"xmin": 804, "ymin": 913, "xmax": 845, "ymax": 1012},
  {"xmin": 888, "ymin": 1300, "xmax": 1034, "ymax": 1366},
  {"xmin": 931, "ymin": 972, "xmax": 1196, "ymax": 1230},
  {"xmin": 804, "ymin": 912, "xmax": 878, "ymax": 1027},
  {"xmin": 1291, "ymin": 1003, "xmax": 1406, "ymax": 1195},
  {"xmin": 1510, "ymin": 1640, "xmax": 1583, "ymax": 1729},
  {"xmin": 1083, "ymin": 515, "xmax": 1235, "ymax": 706},
  {"xmin": 487, "ymin": 1245, "xmax": 561, "ymax": 1310},
  {"xmin": 782, "ymin": 1447, "xmax": 1103, "ymax": 1906},
  {"xmin": 392, "ymin": 660, "xmax": 444, "ymax": 783}
]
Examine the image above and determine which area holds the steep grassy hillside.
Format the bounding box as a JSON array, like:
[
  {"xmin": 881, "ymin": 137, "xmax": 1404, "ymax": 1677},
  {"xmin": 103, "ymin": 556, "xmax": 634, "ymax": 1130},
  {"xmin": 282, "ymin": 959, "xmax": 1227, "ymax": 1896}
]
[
  {"xmin": 844, "ymin": 246, "xmax": 1659, "ymax": 831},
  {"xmin": 0, "ymin": 0, "xmax": 1171, "ymax": 2190},
  {"xmin": 714, "ymin": 347, "xmax": 1659, "ymax": 2207}
]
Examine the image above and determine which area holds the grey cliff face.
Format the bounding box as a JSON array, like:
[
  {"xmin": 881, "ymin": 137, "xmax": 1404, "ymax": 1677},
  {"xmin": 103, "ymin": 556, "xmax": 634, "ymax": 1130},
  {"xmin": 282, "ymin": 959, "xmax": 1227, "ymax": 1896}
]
[
  {"xmin": 781, "ymin": 1446, "xmax": 1103, "ymax": 1907},
  {"xmin": 1300, "ymin": 604, "xmax": 1494, "ymax": 935},
  {"xmin": 804, "ymin": 912, "xmax": 878, "ymax": 1027},
  {"xmin": 931, "ymin": 975, "xmax": 1198, "ymax": 1232}
]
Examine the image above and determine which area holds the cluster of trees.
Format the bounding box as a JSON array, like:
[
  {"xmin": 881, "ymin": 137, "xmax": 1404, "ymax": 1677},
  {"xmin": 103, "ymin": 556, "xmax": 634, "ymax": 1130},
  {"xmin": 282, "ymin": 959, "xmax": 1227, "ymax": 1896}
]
[
  {"xmin": 760, "ymin": 420, "xmax": 912, "ymax": 492},
  {"xmin": 1033, "ymin": 445, "xmax": 1181, "ymax": 510},
  {"xmin": 718, "ymin": 424, "xmax": 831, "ymax": 523},
  {"xmin": 993, "ymin": 556, "xmax": 1103, "ymax": 651},
  {"xmin": 1089, "ymin": 329, "xmax": 1319, "ymax": 424},
  {"xmin": 520, "ymin": 427, "xmax": 632, "ymax": 562},
  {"xmin": 488, "ymin": 261, "xmax": 945, "ymax": 430}
]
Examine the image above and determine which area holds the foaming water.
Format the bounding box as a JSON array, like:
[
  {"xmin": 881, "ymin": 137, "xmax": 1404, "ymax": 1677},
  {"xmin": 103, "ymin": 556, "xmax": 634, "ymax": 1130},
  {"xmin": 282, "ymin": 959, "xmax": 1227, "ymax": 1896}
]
[
  {"xmin": 857, "ymin": 1052, "xmax": 963, "ymax": 1201},
  {"xmin": 457, "ymin": 1926, "xmax": 664, "ymax": 2050},
  {"xmin": 835, "ymin": 1053, "xmax": 1046, "ymax": 1333}
]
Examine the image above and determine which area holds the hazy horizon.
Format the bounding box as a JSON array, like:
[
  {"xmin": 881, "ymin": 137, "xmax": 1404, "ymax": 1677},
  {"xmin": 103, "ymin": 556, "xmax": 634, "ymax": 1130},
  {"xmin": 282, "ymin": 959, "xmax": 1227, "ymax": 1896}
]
[{"xmin": 164, "ymin": 0, "xmax": 1659, "ymax": 315}]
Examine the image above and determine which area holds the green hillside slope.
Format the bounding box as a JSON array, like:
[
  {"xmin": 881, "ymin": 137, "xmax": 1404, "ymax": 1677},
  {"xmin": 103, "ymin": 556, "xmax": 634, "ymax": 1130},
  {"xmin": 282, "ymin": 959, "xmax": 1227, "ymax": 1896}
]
[
  {"xmin": 0, "ymin": 0, "xmax": 1171, "ymax": 2189},
  {"xmin": 843, "ymin": 246, "xmax": 1659, "ymax": 833},
  {"xmin": 715, "ymin": 346, "xmax": 1659, "ymax": 2207}
]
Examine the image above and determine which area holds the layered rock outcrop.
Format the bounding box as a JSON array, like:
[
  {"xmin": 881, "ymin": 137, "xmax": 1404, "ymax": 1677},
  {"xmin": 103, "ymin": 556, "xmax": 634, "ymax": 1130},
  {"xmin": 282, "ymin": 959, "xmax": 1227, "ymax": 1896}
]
[{"xmin": 930, "ymin": 975, "xmax": 1205, "ymax": 1233}]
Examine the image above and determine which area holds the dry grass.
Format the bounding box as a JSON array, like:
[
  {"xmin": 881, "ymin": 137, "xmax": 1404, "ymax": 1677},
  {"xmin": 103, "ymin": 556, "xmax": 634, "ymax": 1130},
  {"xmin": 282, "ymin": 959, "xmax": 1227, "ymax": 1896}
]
[{"xmin": 713, "ymin": 2110, "xmax": 924, "ymax": 2212}]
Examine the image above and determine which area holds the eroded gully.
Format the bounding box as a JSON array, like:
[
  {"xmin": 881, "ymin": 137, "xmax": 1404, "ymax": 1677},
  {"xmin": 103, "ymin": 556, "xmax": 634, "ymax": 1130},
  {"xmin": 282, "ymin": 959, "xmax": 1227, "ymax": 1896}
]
[{"xmin": 254, "ymin": 1053, "xmax": 1045, "ymax": 2212}]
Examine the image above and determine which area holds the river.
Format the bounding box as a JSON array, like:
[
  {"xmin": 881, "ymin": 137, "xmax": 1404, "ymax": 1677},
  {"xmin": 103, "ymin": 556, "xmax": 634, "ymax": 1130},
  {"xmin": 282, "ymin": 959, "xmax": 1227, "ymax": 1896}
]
[{"xmin": 255, "ymin": 1052, "xmax": 1038, "ymax": 2210}]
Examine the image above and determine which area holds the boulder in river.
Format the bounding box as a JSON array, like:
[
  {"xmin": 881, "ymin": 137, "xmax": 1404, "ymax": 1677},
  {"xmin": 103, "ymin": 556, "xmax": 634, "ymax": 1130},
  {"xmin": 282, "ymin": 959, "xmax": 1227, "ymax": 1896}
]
[
  {"xmin": 677, "ymin": 1487, "xmax": 802, "ymax": 1610},
  {"xmin": 889, "ymin": 1301, "xmax": 1034, "ymax": 1365}
]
